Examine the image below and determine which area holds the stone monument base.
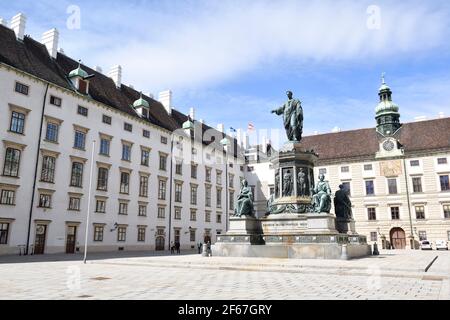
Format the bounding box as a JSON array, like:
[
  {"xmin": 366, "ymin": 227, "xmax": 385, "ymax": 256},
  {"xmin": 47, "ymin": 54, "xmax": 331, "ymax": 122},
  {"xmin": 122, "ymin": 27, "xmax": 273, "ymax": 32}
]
[{"xmin": 213, "ymin": 215, "xmax": 371, "ymax": 260}]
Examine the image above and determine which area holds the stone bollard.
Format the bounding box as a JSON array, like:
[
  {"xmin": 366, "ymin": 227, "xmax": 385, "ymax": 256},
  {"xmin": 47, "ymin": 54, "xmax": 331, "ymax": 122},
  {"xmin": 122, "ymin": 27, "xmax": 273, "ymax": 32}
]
[
  {"xmin": 372, "ymin": 242, "xmax": 380, "ymax": 256},
  {"xmin": 202, "ymin": 244, "xmax": 208, "ymax": 257},
  {"xmin": 340, "ymin": 244, "xmax": 349, "ymax": 260}
]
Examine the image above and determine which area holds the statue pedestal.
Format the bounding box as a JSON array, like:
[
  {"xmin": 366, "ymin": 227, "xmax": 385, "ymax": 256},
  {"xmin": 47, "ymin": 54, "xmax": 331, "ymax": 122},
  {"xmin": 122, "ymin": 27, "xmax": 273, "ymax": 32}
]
[
  {"xmin": 335, "ymin": 218, "xmax": 357, "ymax": 235},
  {"xmin": 228, "ymin": 216, "xmax": 261, "ymax": 235},
  {"xmin": 260, "ymin": 213, "xmax": 338, "ymax": 235}
]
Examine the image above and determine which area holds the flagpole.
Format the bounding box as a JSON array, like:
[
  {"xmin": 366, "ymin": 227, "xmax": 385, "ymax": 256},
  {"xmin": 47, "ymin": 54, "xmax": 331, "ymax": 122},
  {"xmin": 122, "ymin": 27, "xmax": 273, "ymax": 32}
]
[{"xmin": 83, "ymin": 140, "xmax": 96, "ymax": 264}]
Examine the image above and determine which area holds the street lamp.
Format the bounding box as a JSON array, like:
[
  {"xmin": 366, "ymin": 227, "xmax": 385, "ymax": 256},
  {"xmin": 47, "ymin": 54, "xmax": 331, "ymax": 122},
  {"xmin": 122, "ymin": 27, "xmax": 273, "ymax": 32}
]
[{"xmin": 83, "ymin": 140, "xmax": 96, "ymax": 264}]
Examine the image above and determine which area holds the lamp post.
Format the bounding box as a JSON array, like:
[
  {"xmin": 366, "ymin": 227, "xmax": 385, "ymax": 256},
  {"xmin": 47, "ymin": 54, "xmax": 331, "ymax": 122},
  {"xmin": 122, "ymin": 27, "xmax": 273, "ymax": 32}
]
[
  {"xmin": 83, "ymin": 140, "xmax": 96, "ymax": 264},
  {"xmin": 220, "ymin": 137, "xmax": 230, "ymax": 232}
]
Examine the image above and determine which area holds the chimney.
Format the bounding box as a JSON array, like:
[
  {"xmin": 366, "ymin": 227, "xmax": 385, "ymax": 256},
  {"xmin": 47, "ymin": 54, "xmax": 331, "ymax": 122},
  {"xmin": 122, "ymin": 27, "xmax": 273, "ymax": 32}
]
[
  {"xmin": 414, "ymin": 116, "xmax": 427, "ymax": 122},
  {"xmin": 108, "ymin": 65, "xmax": 122, "ymax": 88},
  {"xmin": 217, "ymin": 124, "xmax": 224, "ymax": 133},
  {"xmin": 41, "ymin": 28, "xmax": 59, "ymax": 59},
  {"xmin": 128, "ymin": 84, "xmax": 134, "ymax": 89},
  {"xmin": 243, "ymin": 133, "xmax": 250, "ymax": 150},
  {"xmin": 438, "ymin": 112, "xmax": 445, "ymax": 119},
  {"xmin": 158, "ymin": 90, "xmax": 172, "ymax": 115},
  {"xmin": 0, "ymin": 18, "xmax": 6, "ymax": 26},
  {"xmin": 331, "ymin": 126, "xmax": 341, "ymax": 133},
  {"xmin": 189, "ymin": 107, "xmax": 195, "ymax": 120},
  {"xmin": 94, "ymin": 66, "xmax": 103, "ymax": 73},
  {"xmin": 58, "ymin": 48, "xmax": 65, "ymax": 54},
  {"xmin": 11, "ymin": 13, "xmax": 27, "ymax": 40}
]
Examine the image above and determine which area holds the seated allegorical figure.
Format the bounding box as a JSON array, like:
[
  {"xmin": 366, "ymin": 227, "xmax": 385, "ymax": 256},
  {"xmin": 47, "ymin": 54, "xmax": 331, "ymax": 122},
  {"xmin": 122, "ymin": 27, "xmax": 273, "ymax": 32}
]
[
  {"xmin": 234, "ymin": 179, "xmax": 254, "ymax": 217},
  {"xmin": 311, "ymin": 173, "xmax": 332, "ymax": 213}
]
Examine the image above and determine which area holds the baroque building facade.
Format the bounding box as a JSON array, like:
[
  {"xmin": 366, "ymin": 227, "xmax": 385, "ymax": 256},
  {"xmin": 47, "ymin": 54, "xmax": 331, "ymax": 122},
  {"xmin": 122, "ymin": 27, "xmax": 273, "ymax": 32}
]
[{"xmin": 0, "ymin": 16, "xmax": 245, "ymax": 255}]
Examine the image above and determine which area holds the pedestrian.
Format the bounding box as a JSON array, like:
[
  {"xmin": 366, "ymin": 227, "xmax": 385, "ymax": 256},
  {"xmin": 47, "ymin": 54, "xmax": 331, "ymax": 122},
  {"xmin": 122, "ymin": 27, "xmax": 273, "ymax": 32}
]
[
  {"xmin": 170, "ymin": 241, "xmax": 175, "ymax": 254},
  {"xmin": 207, "ymin": 241, "xmax": 211, "ymax": 257},
  {"xmin": 197, "ymin": 242, "xmax": 202, "ymax": 254},
  {"xmin": 175, "ymin": 241, "xmax": 180, "ymax": 254}
]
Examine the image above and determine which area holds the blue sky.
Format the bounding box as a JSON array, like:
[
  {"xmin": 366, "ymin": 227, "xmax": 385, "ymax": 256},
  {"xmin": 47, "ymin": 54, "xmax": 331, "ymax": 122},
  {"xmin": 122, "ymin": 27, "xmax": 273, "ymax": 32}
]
[{"xmin": 2, "ymin": 0, "xmax": 450, "ymax": 145}]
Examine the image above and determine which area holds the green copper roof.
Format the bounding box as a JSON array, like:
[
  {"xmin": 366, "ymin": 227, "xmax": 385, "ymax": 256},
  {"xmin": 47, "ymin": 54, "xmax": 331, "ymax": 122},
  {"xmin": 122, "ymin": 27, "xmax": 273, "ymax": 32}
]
[
  {"xmin": 220, "ymin": 137, "xmax": 230, "ymax": 146},
  {"xmin": 182, "ymin": 119, "xmax": 194, "ymax": 130},
  {"xmin": 69, "ymin": 63, "xmax": 88, "ymax": 79},
  {"xmin": 133, "ymin": 97, "xmax": 150, "ymax": 109},
  {"xmin": 375, "ymin": 100, "xmax": 399, "ymax": 115}
]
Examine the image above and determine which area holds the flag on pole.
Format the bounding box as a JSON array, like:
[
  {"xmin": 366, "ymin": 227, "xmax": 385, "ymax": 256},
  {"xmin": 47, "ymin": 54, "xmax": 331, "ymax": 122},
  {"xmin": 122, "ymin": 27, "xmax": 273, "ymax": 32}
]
[
  {"xmin": 247, "ymin": 123, "xmax": 255, "ymax": 132},
  {"xmin": 230, "ymin": 127, "xmax": 237, "ymax": 133}
]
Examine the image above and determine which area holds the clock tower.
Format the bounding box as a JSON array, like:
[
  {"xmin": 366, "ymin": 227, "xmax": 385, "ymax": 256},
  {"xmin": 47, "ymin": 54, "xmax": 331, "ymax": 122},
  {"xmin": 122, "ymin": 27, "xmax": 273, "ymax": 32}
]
[
  {"xmin": 375, "ymin": 74, "xmax": 404, "ymax": 159},
  {"xmin": 375, "ymin": 73, "xmax": 402, "ymax": 136}
]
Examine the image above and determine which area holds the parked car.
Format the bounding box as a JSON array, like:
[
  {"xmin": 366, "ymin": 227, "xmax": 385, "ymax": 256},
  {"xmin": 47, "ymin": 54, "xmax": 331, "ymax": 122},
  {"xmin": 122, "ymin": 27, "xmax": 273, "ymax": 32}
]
[
  {"xmin": 435, "ymin": 240, "xmax": 449, "ymax": 250},
  {"xmin": 420, "ymin": 240, "xmax": 433, "ymax": 250}
]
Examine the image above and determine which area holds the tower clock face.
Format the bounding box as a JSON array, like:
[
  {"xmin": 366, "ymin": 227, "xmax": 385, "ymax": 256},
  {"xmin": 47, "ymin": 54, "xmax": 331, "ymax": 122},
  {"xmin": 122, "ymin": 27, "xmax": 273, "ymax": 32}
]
[{"xmin": 383, "ymin": 139, "xmax": 395, "ymax": 152}]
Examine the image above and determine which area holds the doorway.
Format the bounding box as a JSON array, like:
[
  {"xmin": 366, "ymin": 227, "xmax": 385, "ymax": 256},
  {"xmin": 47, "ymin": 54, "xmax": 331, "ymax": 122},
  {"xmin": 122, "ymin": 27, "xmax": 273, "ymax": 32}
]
[
  {"xmin": 390, "ymin": 227, "xmax": 406, "ymax": 249},
  {"xmin": 66, "ymin": 226, "xmax": 77, "ymax": 254},
  {"xmin": 155, "ymin": 236, "xmax": 165, "ymax": 251},
  {"xmin": 34, "ymin": 224, "xmax": 47, "ymax": 255}
]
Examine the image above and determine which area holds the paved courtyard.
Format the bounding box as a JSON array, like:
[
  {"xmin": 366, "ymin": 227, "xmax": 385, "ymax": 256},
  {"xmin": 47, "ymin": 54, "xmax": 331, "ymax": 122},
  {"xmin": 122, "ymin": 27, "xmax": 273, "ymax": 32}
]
[{"xmin": 0, "ymin": 250, "xmax": 449, "ymax": 300}]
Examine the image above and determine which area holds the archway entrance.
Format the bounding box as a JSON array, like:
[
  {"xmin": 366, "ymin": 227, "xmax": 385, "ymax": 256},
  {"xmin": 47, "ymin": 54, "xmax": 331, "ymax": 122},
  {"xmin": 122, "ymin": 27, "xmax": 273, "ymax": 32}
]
[{"xmin": 390, "ymin": 227, "xmax": 406, "ymax": 249}]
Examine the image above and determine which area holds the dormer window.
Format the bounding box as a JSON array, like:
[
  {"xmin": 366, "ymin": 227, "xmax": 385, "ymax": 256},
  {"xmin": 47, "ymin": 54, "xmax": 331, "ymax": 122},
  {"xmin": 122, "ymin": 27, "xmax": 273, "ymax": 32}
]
[
  {"xmin": 133, "ymin": 92, "xmax": 150, "ymax": 119},
  {"xmin": 68, "ymin": 60, "xmax": 93, "ymax": 95}
]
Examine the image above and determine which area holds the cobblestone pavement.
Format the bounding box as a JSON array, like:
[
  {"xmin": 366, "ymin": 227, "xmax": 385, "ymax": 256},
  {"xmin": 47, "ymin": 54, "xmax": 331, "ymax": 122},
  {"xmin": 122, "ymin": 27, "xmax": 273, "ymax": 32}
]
[{"xmin": 0, "ymin": 250, "xmax": 449, "ymax": 300}]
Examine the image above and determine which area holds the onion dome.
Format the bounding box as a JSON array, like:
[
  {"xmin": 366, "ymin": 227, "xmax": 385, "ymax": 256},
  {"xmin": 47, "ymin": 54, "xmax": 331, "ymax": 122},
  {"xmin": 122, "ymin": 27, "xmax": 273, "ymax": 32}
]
[
  {"xmin": 69, "ymin": 60, "xmax": 88, "ymax": 78},
  {"xmin": 133, "ymin": 92, "xmax": 150, "ymax": 108}
]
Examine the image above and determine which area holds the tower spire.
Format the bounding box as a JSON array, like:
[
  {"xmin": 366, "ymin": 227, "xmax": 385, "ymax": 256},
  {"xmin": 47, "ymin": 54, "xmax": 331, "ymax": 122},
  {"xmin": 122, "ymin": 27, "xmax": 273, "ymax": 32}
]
[{"xmin": 381, "ymin": 72, "xmax": 386, "ymax": 85}]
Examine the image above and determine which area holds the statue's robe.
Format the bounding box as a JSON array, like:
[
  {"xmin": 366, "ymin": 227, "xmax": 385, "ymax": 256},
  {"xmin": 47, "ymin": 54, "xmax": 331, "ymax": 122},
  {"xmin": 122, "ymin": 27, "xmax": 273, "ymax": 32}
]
[
  {"xmin": 334, "ymin": 190, "xmax": 352, "ymax": 219},
  {"xmin": 274, "ymin": 98, "xmax": 304, "ymax": 141}
]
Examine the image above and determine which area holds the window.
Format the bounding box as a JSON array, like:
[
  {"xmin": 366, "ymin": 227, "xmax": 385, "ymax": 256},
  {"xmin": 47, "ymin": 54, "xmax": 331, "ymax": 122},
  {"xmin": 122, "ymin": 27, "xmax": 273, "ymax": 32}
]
[
  {"xmin": 440, "ymin": 175, "xmax": 450, "ymax": 191},
  {"xmin": 216, "ymin": 214, "xmax": 222, "ymax": 223},
  {"xmin": 175, "ymin": 162, "xmax": 182, "ymax": 175},
  {"xmin": 217, "ymin": 171, "xmax": 222, "ymax": 185},
  {"xmin": 158, "ymin": 180, "xmax": 166, "ymax": 200},
  {"xmin": 39, "ymin": 194, "xmax": 51, "ymax": 208},
  {"xmin": 418, "ymin": 231, "xmax": 427, "ymax": 241},
  {"xmin": 138, "ymin": 227, "xmax": 146, "ymax": 242},
  {"xmin": 94, "ymin": 226, "xmax": 104, "ymax": 242},
  {"xmin": 124, "ymin": 122, "xmax": 133, "ymax": 132},
  {"xmin": 364, "ymin": 164, "xmax": 373, "ymax": 171},
  {"xmin": 139, "ymin": 175, "xmax": 148, "ymax": 197},
  {"xmin": 10, "ymin": 111, "xmax": 25, "ymax": 134},
  {"xmin": 438, "ymin": 158, "xmax": 448, "ymax": 165},
  {"xmin": 341, "ymin": 182, "xmax": 351, "ymax": 196},
  {"xmin": 3, "ymin": 148, "xmax": 21, "ymax": 177},
  {"xmin": 341, "ymin": 166, "xmax": 349, "ymax": 173},
  {"xmin": 78, "ymin": 80, "xmax": 88, "ymax": 94},
  {"xmin": 143, "ymin": 129, "xmax": 150, "ymax": 138},
  {"xmin": 117, "ymin": 227, "xmax": 126, "ymax": 242},
  {"xmin": 388, "ymin": 179, "xmax": 398, "ymax": 194},
  {"xmin": 216, "ymin": 189, "xmax": 222, "ymax": 208},
  {"xmin": 0, "ymin": 223, "xmax": 9, "ymax": 244},
  {"xmin": 15, "ymin": 82, "xmax": 29, "ymax": 95},
  {"xmin": 192, "ymin": 147, "xmax": 197, "ymax": 155},
  {"xmin": 160, "ymin": 136, "xmax": 168, "ymax": 144},
  {"xmin": 391, "ymin": 207, "xmax": 400, "ymax": 220},
  {"xmin": 205, "ymin": 211, "xmax": 211, "ymax": 223},
  {"xmin": 190, "ymin": 229, "xmax": 196, "ymax": 242},
  {"xmin": 41, "ymin": 156, "xmax": 56, "ymax": 183},
  {"xmin": 70, "ymin": 162, "xmax": 83, "ymax": 187},
  {"xmin": 205, "ymin": 168, "xmax": 212, "ymax": 182},
  {"xmin": 412, "ymin": 177, "xmax": 423, "ymax": 193},
  {"xmin": 175, "ymin": 183, "xmax": 182, "ymax": 202},
  {"xmin": 370, "ymin": 232, "xmax": 378, "ymax": 242},
  {"xmin": 77, "ymin": 105, "xmax": 88, "ymax": 117},
  {"xmin": 97, "ymin": 167, "xmax": 108, "ymax": 191},
  {"xmin": 95, "ymin": 200, "xmax": 106, "ymax": 213},
  {"xmin": 229, "ymin": 191, "xmax": 235, "ymax": 211},
  {"xmin": 191, "ymin": 164, "xmax": 197, "ymax": 179},
  {"xmin": 100, "ymin": 139, "xmax": 110, "ymax": 156},
  {"xmin": 367, "ymin": 208, "xmax": 377, "ymax": 221},
  {"xmin": 120, "ymin": 172, "xmax": 130, "ymax": 194},
  {"xmin": 119, "ymin": 202, "xmax": 128, "ymax": 215},
  {"xmin": 365, "ymin": 180, "xmax": 375, "ymax": 195},
  {"xmin": 158, "ymin": 207, "xmax": 165, "ymax": 218},
  {"xmin": 138, "ymin": 204, "xmax": 147, "ymax": 217},
  {"xmin": 122, "ymin": 144, "xmax": 132, "ymax": 161},
  {"xmin": 141, "ymin": 149, "xmax": 150, "ymax": 166},
  {"xmin": 443, "ymin": 205, "xmax": 450, "ymax": 219},
  {"xmin": 410, "ymin": 160, "xmax": 420, "ymax": 167},
  {"xmin": 68, "ymin": 197, "xmax": 81, "ymax": 211},
  {"xmin": 45, "ymin": 122, "xmax": 59, "ymax": 142},
  {"xmin": 74, "ymin": 131, "xmax": 86, "ymax": 150},
  {"xmin": 102, "ymin": 114, "xmax": 112, "ymax": 125},
  {"xmin": 415, "ymin": 206, "xmax": 425, "ymax": 220},
  {"xmin": 0, "ymin": 190, "xmax": 15, "ymax": 205},
  {"xmin": 229, "ymin": 174, "xmax": 234, "ymax": 189},
  {"xmin": 50, "ymin": 96, "xmax": 62, "ymax": 107},
  {"xmin": 240, "ymin": 166, "xmax": 244, "ymax": 172},
  {"xmin": 319, "ymin": 168, "xmax": 327, "ymax": 175},
  {"xmin": 205, "ymin": 186, "xmax": 212, "ymax": 207},
  {"xmin": 174, "ymin": 207, "xmax": 181, "ymax": 220},
  {"xmin": 190, "ymin": 210, "xmax": 197, "ymax": 221},
  {"xmin": 191, "ymin": 186, "xmax": 197, "ymax": 205},
  {"xmin": 159, "ymin": 154, "xmax": 167, "ymax": 171}
]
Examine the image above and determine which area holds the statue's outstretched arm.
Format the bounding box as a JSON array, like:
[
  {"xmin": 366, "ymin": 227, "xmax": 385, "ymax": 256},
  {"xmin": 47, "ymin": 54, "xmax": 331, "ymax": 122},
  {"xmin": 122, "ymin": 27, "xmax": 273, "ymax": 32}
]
[{"xmin": 272, "ymin": 106, "xmax": 284, "ymax": 115}]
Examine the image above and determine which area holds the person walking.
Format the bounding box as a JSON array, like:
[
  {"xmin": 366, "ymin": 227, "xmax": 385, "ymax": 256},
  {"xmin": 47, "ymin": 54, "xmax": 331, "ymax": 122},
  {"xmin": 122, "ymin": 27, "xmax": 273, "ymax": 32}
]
[
  {"xmin": 170, "ymin": 241, "xmax": 175, "ymax": 254},
  {"xmin": 197, "ymin": 242, "xmax": 202, "ymax": 254},
  {"xmin": 175, "ymin": 241, "xmax": 180, "ymax": 254}
]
